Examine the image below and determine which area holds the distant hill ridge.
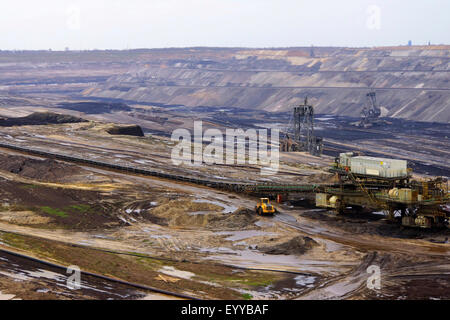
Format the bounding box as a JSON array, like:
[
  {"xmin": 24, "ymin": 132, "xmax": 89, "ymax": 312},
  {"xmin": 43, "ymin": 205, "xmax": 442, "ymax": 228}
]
[{"xmin": 0, "ymin": 112, "xmax": 87, "ymax": 126}]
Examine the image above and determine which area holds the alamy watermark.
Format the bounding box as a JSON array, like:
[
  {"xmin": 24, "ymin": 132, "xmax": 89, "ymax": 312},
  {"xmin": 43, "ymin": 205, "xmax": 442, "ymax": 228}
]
[
  {"xmin": 366, "ymin": 5, "xmax": 381, "ymax": 30},
  {"xmin": 66, "ymin": 4, "xmax": 81, "ymax": 31},
  {"xmin": 367, "ymin": 265, "xmax": 381, "ymax": 290},
  {"xmin": 170, "ymin": 121, "xmax": 280, "ymax": 175},
  {"xmin": 66, "ymin": 265, "xmax": 81, "ymax": 290}
]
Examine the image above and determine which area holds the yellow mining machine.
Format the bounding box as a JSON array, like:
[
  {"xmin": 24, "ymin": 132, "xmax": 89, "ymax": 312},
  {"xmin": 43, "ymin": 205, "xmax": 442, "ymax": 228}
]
[{"xmin": 255, "ymin": 198, "xmax": 277, "ymax": 216}]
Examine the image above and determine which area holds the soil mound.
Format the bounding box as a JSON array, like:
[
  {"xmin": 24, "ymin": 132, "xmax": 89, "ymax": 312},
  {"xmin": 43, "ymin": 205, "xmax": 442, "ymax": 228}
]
[
  {"xmin": 0, "ymin": 154, "xmax": 81, "ymax": 181},
  {"xmin": 149, "ymin": 199, "xmax": 223, "ymax": 228},
  {"xmin": 148, "ymin": 202, "xmax": 257, "ymax": 230},
  {"xmin": 207, "ymin": 207, "xmax": 257, "ymax": 230},
  {"xmin": 106, "ymin": 125, "xmax": 144, "ymax": 137},
  {"xmin": 260, "ymin": 236, "xmax": 318, "ymax": 255}
]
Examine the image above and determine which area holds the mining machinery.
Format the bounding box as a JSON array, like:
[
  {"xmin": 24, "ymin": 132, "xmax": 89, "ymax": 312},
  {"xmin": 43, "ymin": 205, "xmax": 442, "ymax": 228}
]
[
  {"xmin": 255, "ymin": 198, "xmax": 277, "ymax": 216},
  {"xmin": 316, "ymin": 152, "xmax": 449, "ymax": 228},
  {"xmin": 0, "ymin": 141, "xmax": 447, "ymax": 228},
  {"xmin": 281, "ymin": 97, "xmax": 323, "ymax": 156},
  {"xmin": 358, "ymin": 91, "xmax": 382, "ymax": 127}
]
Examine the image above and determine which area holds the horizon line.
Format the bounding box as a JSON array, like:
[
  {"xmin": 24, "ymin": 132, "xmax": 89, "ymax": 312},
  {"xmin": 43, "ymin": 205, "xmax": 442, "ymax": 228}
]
[{"xmin": 1, "ymin": 44, "xmax": 450, "ymax": 52}]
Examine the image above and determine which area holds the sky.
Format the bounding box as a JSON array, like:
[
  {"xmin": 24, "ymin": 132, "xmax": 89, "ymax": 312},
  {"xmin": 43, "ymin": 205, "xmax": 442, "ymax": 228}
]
[{"xmin": 0, "ymin": 0, "xmax": 448, "ymax": 50}]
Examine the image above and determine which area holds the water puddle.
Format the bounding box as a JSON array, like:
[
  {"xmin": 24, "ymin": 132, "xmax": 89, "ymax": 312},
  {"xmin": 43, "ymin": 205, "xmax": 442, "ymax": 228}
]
[
  {"xmin": 188, "ymin": 211, "xmax": 212, "ymax": 216},
  {"xmin": 158, "ymin": 266, "xmax": 195, "ymax": 280},
  {"xmin": 215, "ymin": 230, "xmax": 277, "ymax": 241},
  {"xmin": 205, "ymin": 249, "xmax": 349, "ymax": 274},
  {"xmin": 199, "ymin": 247, "xmax": 236, "ymax": 254},
  {"xmin": 294, "ymin": 275, "xmax": 317, "ymax": 288},
  {"xmin": 125, "ymin": 208, "xmax": 142, "ymax": 214},
  {"xmin": 150, "ymin": 234, "xmax": 172, "ymax": 239},
  {"xmin": 254, "ymin": 220, "xmax": 275, "ymax": 228}
]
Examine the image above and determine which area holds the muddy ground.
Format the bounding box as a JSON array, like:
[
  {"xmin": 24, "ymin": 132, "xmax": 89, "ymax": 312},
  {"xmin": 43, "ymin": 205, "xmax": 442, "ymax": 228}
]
[
  {"xmin": 0, "ymin": 150, "xmax": 446, "ymax": 300},
  {"xmin": 0, "ymin": 250, "xmax": 165, "ymax": 300},
  {"xmin": 0, "ymin": 154, "xmax": 83, "ymax": 182},
  {"xmin": 298, "ymin": 209, "xmax": 450, "ymax": 242},
  {"xmin": 0, "ymin": 151, "xmax": 332, "ymax": 299},
  {"xmin": 0, "ymin": 116, "xmax": 447, "ymax": 300}
]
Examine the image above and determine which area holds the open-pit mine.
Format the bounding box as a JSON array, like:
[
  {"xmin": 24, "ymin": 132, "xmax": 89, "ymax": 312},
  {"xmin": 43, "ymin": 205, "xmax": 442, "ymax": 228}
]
[{"xmin": 0, "ymin": 46, "xmax": 448, "ymax": 300}]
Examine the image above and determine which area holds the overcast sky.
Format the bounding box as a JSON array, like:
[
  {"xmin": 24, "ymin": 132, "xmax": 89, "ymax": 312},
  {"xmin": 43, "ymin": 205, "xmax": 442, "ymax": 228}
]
[{"xmin": 1, "ymin": 0, "xmax": 448, "ymax": 50}]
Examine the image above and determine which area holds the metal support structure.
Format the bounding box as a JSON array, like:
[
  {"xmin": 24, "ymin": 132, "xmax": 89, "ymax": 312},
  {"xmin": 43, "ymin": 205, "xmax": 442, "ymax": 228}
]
[{"xmin": 287, "ymin": 97, "xmax": 323, "ymax": 156}]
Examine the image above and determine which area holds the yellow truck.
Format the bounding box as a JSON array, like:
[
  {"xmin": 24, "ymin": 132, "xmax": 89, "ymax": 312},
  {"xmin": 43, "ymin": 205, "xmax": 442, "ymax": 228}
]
[{"xmin": 255, "ymin": 198, "xmax": 276, "ymax": 216}]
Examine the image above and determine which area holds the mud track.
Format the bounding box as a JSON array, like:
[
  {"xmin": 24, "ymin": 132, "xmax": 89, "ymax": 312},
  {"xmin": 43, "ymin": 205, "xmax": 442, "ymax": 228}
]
[
  {"xmin": 0, "ymin": 145, "xmax": 448, "ymax": 299},
  {"xmin": 274, "ymin": 212, "xmax": 449, "ymax": 299}
]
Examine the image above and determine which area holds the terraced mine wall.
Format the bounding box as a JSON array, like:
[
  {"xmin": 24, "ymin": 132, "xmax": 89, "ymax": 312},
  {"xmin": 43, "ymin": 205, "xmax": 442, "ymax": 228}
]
[
  {"xmin": 1, "ymin": 48, "xmax": 448, "ymax": 123},
  {"xmin": 82, "ymin": 46, "xmax": 450, "ymax": 123}
]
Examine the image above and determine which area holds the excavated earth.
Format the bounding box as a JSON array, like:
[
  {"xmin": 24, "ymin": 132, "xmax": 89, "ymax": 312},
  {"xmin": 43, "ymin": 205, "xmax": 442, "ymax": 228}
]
[
  {"xmin": 0, "ymin": 46, "xmax": 449, "ymax": 123},
  {"xmin": 0, "ymin": 139, "xmax": 447, "ymax": 300},
  {"xmin": 0, "ymin": 46, "xmax": 448, "ymax": 299},
  {"xmin": 0, "ymin": 154, "xmax": 82, "ymax": 182},
  {"xmin": 260, "ymin": 236, "xmax": 319, "ymax": 255}
]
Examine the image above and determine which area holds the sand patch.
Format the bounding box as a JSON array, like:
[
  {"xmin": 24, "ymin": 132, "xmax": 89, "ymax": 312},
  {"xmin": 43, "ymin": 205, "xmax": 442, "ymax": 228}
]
[
  {"xmin": 0, "ymin": 210, "xmax": 52, "ymax": 225},
  {"xmin": 158, "ymin": 266, "xmax": 195, "ymax": 280},
  {"xmin": 149, "ymin": 202, "xmax": 258, "ymax": 230}
]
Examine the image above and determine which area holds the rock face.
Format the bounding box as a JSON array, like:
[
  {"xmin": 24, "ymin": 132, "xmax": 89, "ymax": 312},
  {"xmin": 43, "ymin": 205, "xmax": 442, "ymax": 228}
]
[
  {"xmin": 83, "ymin": 46, "xmax": 450, "ymax": 123},
  {"xmin": 106, "ymin": 125, "xmax": 144, "ymax": 137},
  {"xmin": 0, "ymin": 112, "xmax": 86, "ymax": 126}
]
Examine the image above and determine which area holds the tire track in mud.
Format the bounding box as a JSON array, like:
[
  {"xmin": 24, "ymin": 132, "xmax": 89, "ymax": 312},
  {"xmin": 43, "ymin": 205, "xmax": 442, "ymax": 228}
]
[
  {"xmin": 275, "ymin": 212, "xmax": 450, "ymax": 299},
  {"xmin": 280, "ymin": 209, "xmax": 391, "ymax": 299},
  {"xmin": 0, "ymin": 144, "xmax": 448, "ymax": 299},
  {"xmin": 296, "ymin": 252, "xmax": 379, "ymax": 300}
]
